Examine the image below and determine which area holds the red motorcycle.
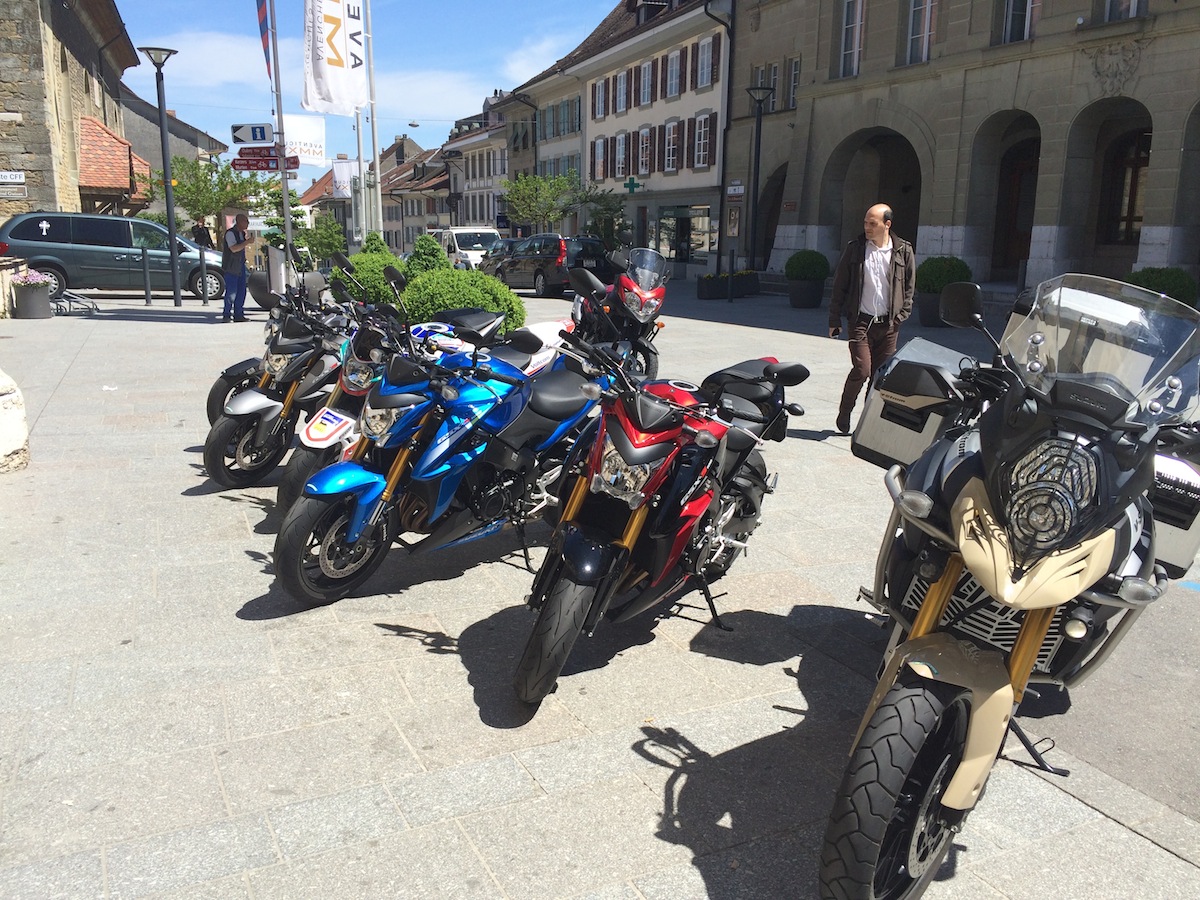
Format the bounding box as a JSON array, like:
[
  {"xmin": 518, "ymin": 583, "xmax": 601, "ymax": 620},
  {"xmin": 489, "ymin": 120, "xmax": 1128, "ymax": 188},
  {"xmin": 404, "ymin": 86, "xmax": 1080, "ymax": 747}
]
[
  {"xmin": 512, "ymin": 306, "xmax": 809, "ymax": 705},
  {"xmin": 571, "ymin": 245, "xmax": 668, "ymax": 379}
]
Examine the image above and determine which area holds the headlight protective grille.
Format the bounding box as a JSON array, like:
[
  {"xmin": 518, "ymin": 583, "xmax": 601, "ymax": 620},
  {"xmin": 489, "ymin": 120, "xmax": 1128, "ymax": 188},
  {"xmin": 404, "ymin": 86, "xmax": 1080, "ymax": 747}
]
[{"xmin": 1004, "ymin": 436, "xmax": 1100, "ymax": 568}]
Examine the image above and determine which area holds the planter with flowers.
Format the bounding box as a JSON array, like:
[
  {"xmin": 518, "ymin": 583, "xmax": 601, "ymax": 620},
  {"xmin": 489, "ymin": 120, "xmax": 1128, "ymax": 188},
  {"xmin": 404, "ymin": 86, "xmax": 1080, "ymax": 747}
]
[
  {"xmin": 697, "ymin": 272, "xmax": 731, "ymax": 299},
  {"xmin": 10, "ymin": 270, "xmax": 53, "ymax": 319}
]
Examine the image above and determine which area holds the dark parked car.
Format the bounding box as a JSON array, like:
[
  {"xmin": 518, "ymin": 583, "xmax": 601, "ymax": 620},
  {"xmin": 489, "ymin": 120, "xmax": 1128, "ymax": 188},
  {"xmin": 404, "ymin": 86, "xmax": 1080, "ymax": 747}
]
[
  {"xmin": 477, "ymin": 238, "xmax": 519, "ymax": 278},
  {"xmin": 491, "ymin": 233, "xmax": 616, "ymax": 297},
  {"xmin": 0, "ymin": 211, "xmax": 224, "ymax": 300}
]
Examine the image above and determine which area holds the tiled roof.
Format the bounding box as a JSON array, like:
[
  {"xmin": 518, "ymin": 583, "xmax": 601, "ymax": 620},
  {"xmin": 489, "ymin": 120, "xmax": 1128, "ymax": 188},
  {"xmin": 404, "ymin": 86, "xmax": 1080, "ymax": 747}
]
[
  {"xmin": 298, "ymin": 169, "xmax": 335, "ymax": 206},
  {"xmin": 79, "ymin": 116, "xmax": 136, "ymax": 192}
]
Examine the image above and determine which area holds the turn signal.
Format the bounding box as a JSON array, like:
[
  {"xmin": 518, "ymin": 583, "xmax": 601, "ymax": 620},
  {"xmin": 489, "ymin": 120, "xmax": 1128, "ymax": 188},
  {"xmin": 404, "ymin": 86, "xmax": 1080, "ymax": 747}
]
[
  {"xmin": 897, "ymin": 490, "xmax": 934, "ymax": 519},
  {"xmin": 656, "ymin": 321, "xmax": 666, "ymax": 329},
  {"xmin": 1118, "ymin": 577, "xmax": 1160, "ymax": 605}
]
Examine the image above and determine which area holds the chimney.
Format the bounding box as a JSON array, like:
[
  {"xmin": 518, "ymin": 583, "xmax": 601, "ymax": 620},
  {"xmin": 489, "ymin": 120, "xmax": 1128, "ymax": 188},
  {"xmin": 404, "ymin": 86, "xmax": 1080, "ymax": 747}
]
[{"xmin": 336, "ymin": 153, "xmax": 348, "ymax": 159}]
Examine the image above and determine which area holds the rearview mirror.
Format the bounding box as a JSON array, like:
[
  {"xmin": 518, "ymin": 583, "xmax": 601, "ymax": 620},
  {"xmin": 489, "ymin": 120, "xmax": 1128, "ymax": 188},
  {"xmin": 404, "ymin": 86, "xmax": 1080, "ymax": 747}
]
[
  {"xmin": 939, "ymin": 282, "xmax": 984, "ymax": 329},
  {"xmin": 333, "ymin": 250, "xmax": 355, "ymax": 274}
]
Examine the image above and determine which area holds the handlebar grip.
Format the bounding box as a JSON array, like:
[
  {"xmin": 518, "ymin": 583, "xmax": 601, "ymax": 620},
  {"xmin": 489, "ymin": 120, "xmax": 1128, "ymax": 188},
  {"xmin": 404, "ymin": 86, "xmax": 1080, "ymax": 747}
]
[{"xmin": 475, "ymin": 366, "xmax": 523, "ymax": 387}]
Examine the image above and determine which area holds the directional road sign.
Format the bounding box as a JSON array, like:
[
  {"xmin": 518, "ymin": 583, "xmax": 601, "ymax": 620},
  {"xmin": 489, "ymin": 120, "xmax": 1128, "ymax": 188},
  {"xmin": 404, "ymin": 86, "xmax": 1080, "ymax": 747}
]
[
  {"xmin": 238, "ymin": 146, "xmax": 278, "ymax": 159},
  {"xmin": 231, "ymin": 123, "xmax": 274, "ymax": 144},
  {"xmin": 231, "ymin": 156, "xmax": 299, "ymax": 172}
]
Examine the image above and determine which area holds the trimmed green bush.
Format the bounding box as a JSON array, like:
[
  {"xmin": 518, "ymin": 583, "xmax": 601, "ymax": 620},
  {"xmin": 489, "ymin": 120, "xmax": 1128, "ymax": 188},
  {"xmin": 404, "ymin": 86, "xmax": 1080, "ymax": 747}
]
[
  {"xmin": 359, "ymin": 232, "xmax": 391, "ymax": 254},
  {"xmin": 406, "ymin": 234, "xmax": 452, "ymax": 278},
  {"xmin": 402, "ymin": 269, "xmax": 526, "ymax": 333},
  {"xmin": 334, "ymin": 246, "xmax": 405, "ymax": 306},
  {"xmin": 915, "ymin": 256, "xmax": 972, "ymax": 294},
  {"xmin": 785, "ymin": 250, "xmax": 831, "ymax": 281},
  {"xmin": 1125, "ymin": 266, "xmax": 1199, "ymax": 307}
]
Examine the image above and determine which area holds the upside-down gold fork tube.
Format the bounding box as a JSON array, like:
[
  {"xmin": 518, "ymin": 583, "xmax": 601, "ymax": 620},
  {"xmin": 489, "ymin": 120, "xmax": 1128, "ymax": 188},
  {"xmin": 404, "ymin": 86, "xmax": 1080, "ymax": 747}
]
[
  {"xmin": 324, "ymin": 383, "xmax": 343, "ymax": 407},
  {"xmin": 1008, "ymin": 606, "xmax": 1056, "ymax": 703},
  {"xmin": 350, "ymin": 436, "xmax": 369, "ymax": 462},
  {"xmin": 908, "ymin": 554, "xmax": 964, "ymax": 640},
  {"xmin": 278, "ymin": 378, "xmax": 302, "ymax": 420},
  {"xmin": 257, "ymin": 371, "xmax": 272, "ymax": 389},
  {"xmin": 560, "ymin": 474, "xmax": 590, "ymax": 524},
  {"xmin": 617, "ymin": 505, "xmax": 650, "ymax": 551},
  {"xmin": 380, "ymin": 413, "xmax": 431, "ymax": 503}
]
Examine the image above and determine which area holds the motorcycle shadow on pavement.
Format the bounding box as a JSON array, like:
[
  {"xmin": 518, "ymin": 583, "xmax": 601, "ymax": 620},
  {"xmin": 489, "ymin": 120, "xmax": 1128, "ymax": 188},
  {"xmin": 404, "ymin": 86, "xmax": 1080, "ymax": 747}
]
[{"xmin": 629, "ymin": 605, "xmax": 973, "ymax": 896}]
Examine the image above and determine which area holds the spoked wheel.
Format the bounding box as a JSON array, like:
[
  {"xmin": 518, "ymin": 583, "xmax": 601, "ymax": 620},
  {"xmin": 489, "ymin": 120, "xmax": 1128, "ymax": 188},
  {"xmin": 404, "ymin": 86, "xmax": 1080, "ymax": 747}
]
[
  {"xmin": 624, "ymin": 344, "xmax": 658, "ymax": 380},
  {"xmin": 203, "ymin": 414, "xmax": 291, "ymax": 488},
  {"xmin": 274, "ymin": 494, "xmax": 396, "ymax": 604},
  {"xmin": 513, "ymin": 576, "xmax": 594, "ymax": 705},
  {"xmin": 276, "ymin": 444, "xmax": 339, "ymax": 514},
  {"xmin": 206, "ymin": 368, "xmax": 263, "ymax": 425},
  {"xmin": 820, "ymin": 672, "xmax": 970, "ymax": 900}
]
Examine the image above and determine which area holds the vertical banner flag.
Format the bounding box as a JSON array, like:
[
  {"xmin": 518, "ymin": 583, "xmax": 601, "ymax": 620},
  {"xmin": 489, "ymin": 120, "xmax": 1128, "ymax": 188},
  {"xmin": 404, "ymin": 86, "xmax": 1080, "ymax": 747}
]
[
  {"xmin": 331, "ymin": 159, "xmax": 355, "ymax": 199},
  {"xmin": 282, "ymin": 114, "xmax": 326, "ymax": 167},
  {"xmin": 256, "ymin": 0, "xmax": 271, "ymax": 79},
  {"xmin": 302, "ymin": 0, "xmax": 368, "ymax": 116}
]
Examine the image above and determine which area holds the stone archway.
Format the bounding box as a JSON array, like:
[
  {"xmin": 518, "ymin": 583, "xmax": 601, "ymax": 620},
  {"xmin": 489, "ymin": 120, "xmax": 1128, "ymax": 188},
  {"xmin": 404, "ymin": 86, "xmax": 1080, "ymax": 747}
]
[
  {"xmin": 1057, "ymin": 97, "xmax": 1153, "ymax": 279},
  {"xmin": 1172, "ymin": 99, "xmax": 1200, "ymax": 275},
  {"xmin": 963, "ymin": 110, "xmax": 1041, "ymax": 285},
  {"xmin": 818, "ymin": 129, "xmax": 923, "ymax": 253},
  {"xmin": 755, "ymin": 162, "xmax": 787, "ymax": 271}
]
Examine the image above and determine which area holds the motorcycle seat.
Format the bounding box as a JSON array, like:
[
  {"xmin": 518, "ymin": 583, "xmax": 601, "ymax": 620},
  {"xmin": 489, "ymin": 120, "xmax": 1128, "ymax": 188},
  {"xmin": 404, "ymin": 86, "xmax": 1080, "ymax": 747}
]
[
  {"xmin": 702, "ymin": 360, "xmax": 776, "ymax": 405},
  {"xmin": 527, "ymin": 369, "xmax": 592, "ymax": 420},
  {"xmin": 434, "ymin": 307, "xmax": 504, "ymax": 336},
  {"xmin": 719, "ymin": 394, "xmax": 771, "ymax": 451}
]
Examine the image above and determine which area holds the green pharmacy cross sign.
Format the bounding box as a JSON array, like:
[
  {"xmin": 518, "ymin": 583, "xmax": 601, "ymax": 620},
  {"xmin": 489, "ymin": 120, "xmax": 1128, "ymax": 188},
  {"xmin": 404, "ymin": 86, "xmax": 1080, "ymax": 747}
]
[{"xmin": 623, "ymin": 177, "xmax": 644, "ymax": 194}]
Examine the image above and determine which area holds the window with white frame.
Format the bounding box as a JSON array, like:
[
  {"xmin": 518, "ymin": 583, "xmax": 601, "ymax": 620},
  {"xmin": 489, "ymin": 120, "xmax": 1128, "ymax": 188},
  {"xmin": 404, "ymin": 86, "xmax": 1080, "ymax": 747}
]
[
  {"xmin": 615, "ymin": 134, "xmax": 627, "ymax": 178},
  {"xmin": 640, "ymin": 61, "xmax": 653, "ymax": 105},
  {"xmin": 697, "ymin": 38, "xmax": 713, "ymax": 87},
  {"xmin": 667, "ymin": 51, "xmax": 681, "ymax": 97},
  {"xmin": 907, "ymin": 0, "xmax": 937, "ymax": 64},
  {"xmin": 768, "ymin": 64, "xmax": 779, "ymax": 111},
  {"xmin": 1106, "ymin": 0, "xmax": 1139, "ymax": 20},
  {"xmin": 665, "ymin": 122, "xmax": 679, "ymax": 172},
  {"xmin": 786, "ymin": 58, "xmax": 801, "ymax": 109},
  {"xmin": 840, "ymin": 0, "xmax": 865, "ymax": 78},
  {"xmin": 639, "ymin": 128, "xmax": 651, "ymax": 175},
  {"xmin": 695, "ymin": 116, "xmax": 710, "ymax": 167},
  {"xmin": 595, "ymin": 138, "xmax": 606, "ymax": 179},
  {"xmin": 595, "ymin": 79, "xmax": 607, "ymax": 117},
  {"xmin": 1003, "ymin": 0, "xmax": 1040, "ymax": 42},
  {"xmin": 616, "ymin": 71, "xmax": 627, "ymax": 113}
]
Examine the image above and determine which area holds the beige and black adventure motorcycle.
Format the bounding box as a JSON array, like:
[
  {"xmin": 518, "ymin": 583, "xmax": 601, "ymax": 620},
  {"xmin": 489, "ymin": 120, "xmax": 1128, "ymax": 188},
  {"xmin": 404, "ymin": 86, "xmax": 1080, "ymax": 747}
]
[{"xmin": 820, "ymin": 274, "xmax": 1200, "ymax": 900}]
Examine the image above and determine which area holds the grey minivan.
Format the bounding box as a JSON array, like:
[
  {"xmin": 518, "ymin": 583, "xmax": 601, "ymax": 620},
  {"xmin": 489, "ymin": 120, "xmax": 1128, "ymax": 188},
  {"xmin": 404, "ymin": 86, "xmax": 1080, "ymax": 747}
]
[{"xmin": 0, "ymin": 212, "xmax": 224, "ymax": 300}]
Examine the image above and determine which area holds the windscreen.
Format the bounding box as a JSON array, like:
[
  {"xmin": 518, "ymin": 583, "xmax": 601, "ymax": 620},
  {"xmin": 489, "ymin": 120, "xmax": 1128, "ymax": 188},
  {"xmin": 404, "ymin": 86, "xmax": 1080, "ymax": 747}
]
[{"xmin": 625, "ymin": 248, "xmax": 668, "ymax": 292}]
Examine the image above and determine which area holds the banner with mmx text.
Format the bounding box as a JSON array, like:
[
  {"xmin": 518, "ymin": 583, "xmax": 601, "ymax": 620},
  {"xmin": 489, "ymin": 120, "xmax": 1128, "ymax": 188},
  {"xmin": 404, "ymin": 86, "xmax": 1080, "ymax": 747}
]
[{"xmin": 302, "ymin": 0, "xmax": 368, "ymax": 116}]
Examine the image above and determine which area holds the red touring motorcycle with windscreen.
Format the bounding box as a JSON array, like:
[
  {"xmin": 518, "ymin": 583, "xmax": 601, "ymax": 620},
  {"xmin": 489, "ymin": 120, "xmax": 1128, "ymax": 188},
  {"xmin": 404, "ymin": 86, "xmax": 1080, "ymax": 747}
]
[
  {"xmin": 571, "ymin": 245, "xmax": 669, "ymax": 380},
  {"xmin": 512, "ymin": 288, "xmax": 809, "ymax": 705}
]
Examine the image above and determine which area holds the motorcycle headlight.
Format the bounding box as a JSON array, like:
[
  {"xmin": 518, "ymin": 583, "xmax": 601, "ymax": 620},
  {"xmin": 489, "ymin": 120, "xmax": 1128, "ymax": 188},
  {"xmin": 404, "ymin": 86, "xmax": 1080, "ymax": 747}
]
[
  {"xmin": 591, "ymin": 433, "xmax": 666, "ymax": 508},
  {"xmin": 622, "ymin": 288, "xmax": 661, "ymax": 324},
  {"xmin": 263, "ymin": 320, "xmax": 280, "ymax": 341},
  {"xmin": 343, "ymin": 359, "xmax": 377, "ymax": 390},
  {"xmin": 265, "ymin": 352, "xmax": 292, "ymax": 375},
  {"xmin": 362, "ymin": 405, "xmax": 400, "ymax": 438},
  {"xmin": 1005, "ymin": 436, "xmax": 1099, "ymax": 567}
]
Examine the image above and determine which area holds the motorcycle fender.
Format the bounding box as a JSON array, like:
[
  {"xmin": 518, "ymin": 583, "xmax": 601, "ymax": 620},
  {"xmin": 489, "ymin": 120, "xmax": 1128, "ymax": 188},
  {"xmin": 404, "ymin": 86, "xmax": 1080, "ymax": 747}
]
[
  {"xmin": 221, "ymin": 357, "xmax": 262, "ymax": 379},
  {"xmin": 853, "ymin": 632, "xmax": 1013, "ymax": 812},
  {"xmin": 302, "ymin": 461, "xmax": 387, "ymax": 543},
  {"xmin": 224, "ymin": 389, "xmax": 283, "ymax": 432},
  {"xmin": 559, "ymin": 523, "xmax": 625, "ymax": 586},
  {"xmin": 300, "ymin": 407, "xmax": 357, "ymax": 449}
]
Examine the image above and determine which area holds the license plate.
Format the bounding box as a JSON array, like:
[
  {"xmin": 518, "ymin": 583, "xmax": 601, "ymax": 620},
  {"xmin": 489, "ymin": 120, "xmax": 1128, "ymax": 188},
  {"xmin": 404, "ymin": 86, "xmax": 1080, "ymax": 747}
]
[{"xmin": 582, "ymin": 259, "xmax": 596, "ymax": 268}]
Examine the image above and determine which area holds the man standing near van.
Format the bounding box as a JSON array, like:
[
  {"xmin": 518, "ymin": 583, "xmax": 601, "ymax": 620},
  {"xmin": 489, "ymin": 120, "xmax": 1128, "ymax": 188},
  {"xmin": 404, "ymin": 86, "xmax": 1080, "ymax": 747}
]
[
  {"xmin": 221, "ymin": 213, "xmax": 253, "ymax": 323},
  {"xmin": 827, "ymin": 203, "xmax": 915, "ymax": 434}
]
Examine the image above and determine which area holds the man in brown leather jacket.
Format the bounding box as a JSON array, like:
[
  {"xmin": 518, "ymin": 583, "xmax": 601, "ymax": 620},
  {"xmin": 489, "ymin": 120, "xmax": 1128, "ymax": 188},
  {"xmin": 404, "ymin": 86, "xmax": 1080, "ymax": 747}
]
[{"xmin": 827, "ymin": 203, "xmax": 915, "ymax": 434}]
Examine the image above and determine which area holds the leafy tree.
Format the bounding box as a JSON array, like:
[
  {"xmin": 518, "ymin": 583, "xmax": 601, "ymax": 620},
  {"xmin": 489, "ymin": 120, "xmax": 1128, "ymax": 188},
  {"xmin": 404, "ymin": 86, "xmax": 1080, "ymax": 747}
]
[
  {"xmin": 501, "ymin": 171, "xmax": 581, "ymax": 233},
  {"xmin": 138, "ymin": 157, "xmax": 260, "ymax": 222},
  {"xmin": 406, "ymin": 234, "xmax": 451, "ymax": 277},
  {"xmin": 297, "ymin": 213, "xmax": 347, "ymax": 263},
  {"xmin": 402, "ymin": 269, "xmax": 525, "ymax": 332},
  {"xmin": 576, "ymin": 182, "xmax": 631, "ymax": 249},
  {"xmin": 136, "ymin": 210, "xmax": 169, "ymax": 228},
  {"xmin": 257, "ymin": 183, "xmax": 305, "ymax": 251}
]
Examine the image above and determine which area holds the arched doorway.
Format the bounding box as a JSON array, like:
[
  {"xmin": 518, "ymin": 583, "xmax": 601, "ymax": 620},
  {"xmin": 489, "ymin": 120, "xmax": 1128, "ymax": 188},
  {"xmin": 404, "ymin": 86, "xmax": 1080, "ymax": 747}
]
[
  {"xmin": 819, "ymin": 129, "xmax": 923, "ymax": 250},
  {"xmin": 755, "ymin": 162, "xmax": 787, "ymax": 270},
  {"xmin": 992, "ymin": 138, "xmax": 1040, "ymax": 279}
]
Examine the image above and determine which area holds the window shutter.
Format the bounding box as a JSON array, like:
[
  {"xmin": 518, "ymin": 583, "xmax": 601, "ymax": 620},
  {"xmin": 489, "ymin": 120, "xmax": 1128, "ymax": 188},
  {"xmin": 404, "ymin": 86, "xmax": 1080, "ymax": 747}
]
[
  {"xmin": 626, "ymin": 133, "xmax": 633, "ymax": 175},
  {"xmin": 608, "ymin": 76, "xmax": 615, "ymax": 110},
  {"xmin": 680, "ymin": 45, "xmax": 689, "ymax": 93},
  {"xmin": 660, "ymin": 56, "xmax": 668, "ymax": 100},
  {"xmin": 652, "ymin": 59, "xmax": 659, "ymax": 101},
  {"xmin": 590, "ymin": 140, "xmax": 596, "ymax": 180},
  {"xmin": 690, "ymin": 43, "xmax": 699, "ymax": 90},
  {"xmin": 633, "ymin": 65, "xmax": 641, "ymax": 106},
  {"xmin": 686, "ymin": 117, "xmax": 695, "ymax": 169},
  {"xmin": 708, "ymin": 112, "xmax": 718, "ymax": 165},
  {"xmin": 627, "ymin": 67, "xmax": 634, "ymax": 108},
  {"xmin": 608, "ymin": 137, "xmax": 616, "ymax": 177},
  {"xmin": 591, "ymin": 82, "xmax": 597, "ymax": 120},
  {"xmin": 657, "ymin": 124, "xmax": 666, "ymax": 171},
  {"xmin": 712, "ymin": 34, "xmax": 722, "ymax": 83}
]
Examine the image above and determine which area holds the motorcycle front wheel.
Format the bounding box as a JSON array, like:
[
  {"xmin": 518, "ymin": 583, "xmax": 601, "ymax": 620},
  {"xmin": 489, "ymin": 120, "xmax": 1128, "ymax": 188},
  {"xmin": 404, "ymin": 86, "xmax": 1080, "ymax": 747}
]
[
  {"xmin": 206, "ymin": 368, "xmax": 262, "ymax": 425},
  {"xmin": 274, "ymin": 494, "xmax": 396, "ymax": 604},
  {"xmin": 625, "ymin": 344, "xmax": 658, "ymax": 380},
  {"xmin": 820, "ymin": 671, "xmax": 970, "ymax": 900},
  {"xmin": 203, "ymin": 414, "xmax": 292, "ymax": 488},
  {"xmin": 513, "ymin": 576, "xmax": 594, "ymax": 705},
  {"xmin": 276, "ymin": 444, "xmax": 339, "ymax": 514}
]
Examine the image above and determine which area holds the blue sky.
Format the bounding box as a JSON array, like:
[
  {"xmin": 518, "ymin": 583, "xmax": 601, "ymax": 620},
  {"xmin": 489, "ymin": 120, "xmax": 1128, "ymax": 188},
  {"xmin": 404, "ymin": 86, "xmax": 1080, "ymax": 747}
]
[{"xmin": 118, "ymin": 0, "xmax": 617, "ymax": 184}]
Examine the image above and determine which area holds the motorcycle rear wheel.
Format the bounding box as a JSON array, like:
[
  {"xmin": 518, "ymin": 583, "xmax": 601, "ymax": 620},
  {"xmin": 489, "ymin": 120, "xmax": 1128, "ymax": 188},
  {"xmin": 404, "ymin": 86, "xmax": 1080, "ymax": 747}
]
[
  {"xmin": 277, "ymin": 444, "xmax": 339, "ymax": 514},
  {"xmin": 274, "ymin": 494, "xmax": 395, "ymax": 604},
  {"xmin": 203, "ymin": 414, "xmax": 291, "ymax": 488},
  {"xmin": 820, "ymin": 671, "xmax": 970, "ymax": 900},
  {"xmin": 206, "ymin": 368, "xmax": 262, "ymax": 425},
  {"xmin": 513, "ymin": 576, "xmax": 594, "ymax": 705}
]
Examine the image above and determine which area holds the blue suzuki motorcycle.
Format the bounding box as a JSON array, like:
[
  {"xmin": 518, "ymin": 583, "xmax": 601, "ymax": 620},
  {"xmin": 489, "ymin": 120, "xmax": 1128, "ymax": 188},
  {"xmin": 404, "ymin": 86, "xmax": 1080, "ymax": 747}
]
[{"xmin": 273, "ymin": 325, "xmax": 606, "ymax": 603}]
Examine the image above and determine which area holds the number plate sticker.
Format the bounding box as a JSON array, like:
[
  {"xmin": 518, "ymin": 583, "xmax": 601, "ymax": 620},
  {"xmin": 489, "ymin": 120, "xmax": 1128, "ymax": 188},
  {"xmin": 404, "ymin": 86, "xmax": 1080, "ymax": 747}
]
[
  {"xmin": 582, "ymin": 259, "xmax": 596, "ymax": 268},
  {"xmin": 302, "ymin": 408, "xmax": 355, "ymax": 446}
]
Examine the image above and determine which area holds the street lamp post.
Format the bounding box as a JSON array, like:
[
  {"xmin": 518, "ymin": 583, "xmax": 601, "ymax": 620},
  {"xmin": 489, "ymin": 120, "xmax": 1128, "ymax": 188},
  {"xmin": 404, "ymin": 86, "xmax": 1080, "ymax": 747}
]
[
  {"xmin": 139, "ymin": 46, "xmax": 182, "ymax": 306},
  {"xmin": 745, "ymin": 84, "xmax": 775, "ymax": 272}
]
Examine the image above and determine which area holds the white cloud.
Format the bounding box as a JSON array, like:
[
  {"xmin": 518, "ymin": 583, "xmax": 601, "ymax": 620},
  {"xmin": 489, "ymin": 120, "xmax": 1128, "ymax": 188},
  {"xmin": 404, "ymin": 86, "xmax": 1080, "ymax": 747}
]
[{"xmin": 501, "ymin": 36, "xmax": 575, "ymax": 86}]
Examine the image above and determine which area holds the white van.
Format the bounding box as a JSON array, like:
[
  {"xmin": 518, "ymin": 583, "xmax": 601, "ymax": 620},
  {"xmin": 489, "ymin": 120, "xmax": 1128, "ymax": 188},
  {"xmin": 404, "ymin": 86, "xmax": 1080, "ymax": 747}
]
[{"xmin": 436, "ymin": 227, "xmax": 502, "ymax": 270}]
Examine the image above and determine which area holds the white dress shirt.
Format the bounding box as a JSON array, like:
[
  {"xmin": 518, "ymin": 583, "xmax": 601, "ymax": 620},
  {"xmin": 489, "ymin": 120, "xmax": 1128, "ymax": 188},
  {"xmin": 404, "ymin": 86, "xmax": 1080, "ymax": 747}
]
[{"xmin": 861, "ymin": 237, "xmax": 893, "ymax": 317}]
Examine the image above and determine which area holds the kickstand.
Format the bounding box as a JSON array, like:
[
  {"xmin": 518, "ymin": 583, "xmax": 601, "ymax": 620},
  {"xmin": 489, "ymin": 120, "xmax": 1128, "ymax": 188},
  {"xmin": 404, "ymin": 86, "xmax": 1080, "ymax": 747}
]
[
  {"xmin": 1005, "ymin": 719, "xmax": 1070, "ymax": 777},
  {"xmin": 515, "ymin": 523, "xmax": 534, "ymax": 572},
  {"xmin": 695, "ymin": 577, "xmax": 732, "ymax": 631}
]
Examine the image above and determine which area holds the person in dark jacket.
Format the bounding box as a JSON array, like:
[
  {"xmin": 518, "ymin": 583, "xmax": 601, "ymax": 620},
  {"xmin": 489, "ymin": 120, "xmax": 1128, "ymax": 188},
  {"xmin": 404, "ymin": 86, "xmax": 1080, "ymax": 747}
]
[{"xmin": 827, "ymin": 203, "xmax": 915, "ymax": 434}]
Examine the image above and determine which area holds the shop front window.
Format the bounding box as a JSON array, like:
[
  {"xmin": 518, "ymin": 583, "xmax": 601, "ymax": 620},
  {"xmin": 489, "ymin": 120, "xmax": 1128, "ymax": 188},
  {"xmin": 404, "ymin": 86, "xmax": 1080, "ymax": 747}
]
[{"xmin": 656, "ymin": 205, "xmax": 712, "ymax": 264}]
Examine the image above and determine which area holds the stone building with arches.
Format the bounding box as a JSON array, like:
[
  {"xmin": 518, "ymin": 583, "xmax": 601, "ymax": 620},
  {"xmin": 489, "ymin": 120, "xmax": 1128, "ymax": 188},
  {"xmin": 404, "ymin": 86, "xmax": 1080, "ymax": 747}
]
[{"xmin": 727, "ymin": 0, "xmax": 1200, "ymax": 287}]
